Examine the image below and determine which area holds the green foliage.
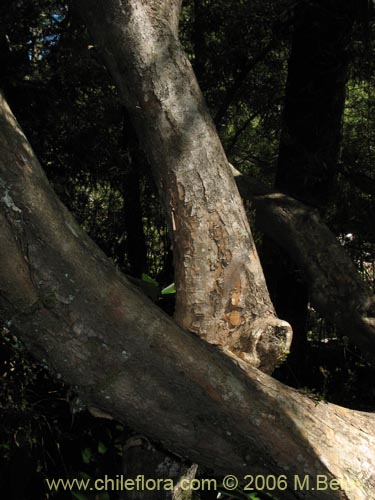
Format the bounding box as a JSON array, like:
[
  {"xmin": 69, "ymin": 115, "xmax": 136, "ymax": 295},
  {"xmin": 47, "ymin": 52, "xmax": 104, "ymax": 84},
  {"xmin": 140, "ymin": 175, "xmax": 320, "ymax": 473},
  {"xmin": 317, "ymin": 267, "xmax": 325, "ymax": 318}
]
[
  {"xmin": 141, "ymin": 273, "xmax": 159, "ymax": 287},
  {"xmin": 161, "ymin": 282, "xmax": 176, "ymax": 295},
  {"xmin": 81, "ymin": 447, "xmax": 92, "ymax": 465},
  {"xmin": 98, "ymin": 441, "xmax": 108, "ymax": 455}
]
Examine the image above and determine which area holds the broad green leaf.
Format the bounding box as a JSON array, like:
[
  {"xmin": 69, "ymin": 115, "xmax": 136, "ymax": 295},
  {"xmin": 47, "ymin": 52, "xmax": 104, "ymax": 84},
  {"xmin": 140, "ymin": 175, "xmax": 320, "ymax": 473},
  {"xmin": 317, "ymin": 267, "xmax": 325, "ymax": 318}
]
[
  {"xmin": 81, "ymin": 447, "xmax": 92, "ymax": 464},
  {"xmin": 141, "ymin": 273, "xmax": 159, "ymax": 287},
  {"xmin": 161, "ymin": 282, "xmax": 176, "ymax": 295},
  {"xmin": 98, "ymin": 441, "xmax": 107, "ymax": 454}
]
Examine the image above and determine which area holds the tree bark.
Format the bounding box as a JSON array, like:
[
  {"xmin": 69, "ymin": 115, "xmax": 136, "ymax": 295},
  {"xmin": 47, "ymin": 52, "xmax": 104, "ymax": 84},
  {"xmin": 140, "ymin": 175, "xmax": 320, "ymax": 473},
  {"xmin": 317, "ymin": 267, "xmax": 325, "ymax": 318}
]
[
  {"xmin": 73, "ymin": 0, "xmax": 292, "ymax": 374},
  {"xmin": 275, "ymin": 0, "xmax": 356, "ymax": 207},
  {"xmin": 261, "ymin": 0, "xmax": 355, "ymax": 381},
  {"xmin": 0, "ymin": 88, "xmax": 375, "ymax": 500},
  {"xmin": 232, "ymin": 169, "xmax": 375, "ymax": 361},
  {"xmin": 120, "ymin": 436, "xmax": 196, "ymax": 500}
]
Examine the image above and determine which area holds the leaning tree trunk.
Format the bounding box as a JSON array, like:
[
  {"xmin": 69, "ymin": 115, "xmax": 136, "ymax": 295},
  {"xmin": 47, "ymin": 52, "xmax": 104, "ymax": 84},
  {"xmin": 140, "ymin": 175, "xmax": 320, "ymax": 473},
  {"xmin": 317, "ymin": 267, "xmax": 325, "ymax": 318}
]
[
  {"xmin": 233, "ymin": 169, "xmax": 375, "ymax": 361},
  {"xmin": 74, "ymin": 0, "xmax": 292, "ymax": 374},
  {"xmin": 74, "ymin": 0, "xmax": 289, "ymax": 488},
  {"xmin": 0, "ymin": 91, "xmax": 374, "ymax": 499},
  {"xmin": 120, "ymin": 436, "xmax": 196, "ymax": 500}
]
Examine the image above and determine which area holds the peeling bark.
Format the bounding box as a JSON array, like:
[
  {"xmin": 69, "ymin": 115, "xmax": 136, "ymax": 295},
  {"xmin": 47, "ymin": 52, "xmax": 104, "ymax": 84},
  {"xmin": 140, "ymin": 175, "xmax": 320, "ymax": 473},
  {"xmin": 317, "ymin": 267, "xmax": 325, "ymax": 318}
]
[
  {"xmin": 74, "ymin": 0, "xmax": 292, "ymax": 374},
  {"xmin": 0, "ymin": 87, "xmax": 375, "ymax": 500}
]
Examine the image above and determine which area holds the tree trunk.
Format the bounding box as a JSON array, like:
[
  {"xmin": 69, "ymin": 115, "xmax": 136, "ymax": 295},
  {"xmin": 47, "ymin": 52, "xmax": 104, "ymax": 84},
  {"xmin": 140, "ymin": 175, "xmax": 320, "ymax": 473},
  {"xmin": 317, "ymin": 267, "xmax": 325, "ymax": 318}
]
[
  {"xmin": 275, "ymin": 0, "xmax": 355, "ymax": 206},
  {"xmin": 120, "ymin": 437, "xmax": 196, "ymax": 500},
  {"xmin": 74, "ymin": 0, "xmax": 292, "ymax": 374},
  {"xmin": 233, "ymin": 169, "xmax": 375, "ymax": 361},
  {"xmin": 262, "ymin": 0, "xmax": 356, "ymax": 379},
  {"xmin": 0, "ymin": 83, "xmax": 375, "ymax": 500}
]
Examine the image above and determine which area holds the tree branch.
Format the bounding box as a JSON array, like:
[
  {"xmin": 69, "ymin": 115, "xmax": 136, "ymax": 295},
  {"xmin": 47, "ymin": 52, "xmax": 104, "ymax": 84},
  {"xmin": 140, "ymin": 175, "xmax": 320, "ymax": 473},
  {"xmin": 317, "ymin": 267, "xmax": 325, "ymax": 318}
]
[
  {"xmin": 0, "ymin": 91, "xmax": 374, "ymax": 500},
  {"xmin": 232, "ymin": 166, "xmax": 375, "ymax": 360}
]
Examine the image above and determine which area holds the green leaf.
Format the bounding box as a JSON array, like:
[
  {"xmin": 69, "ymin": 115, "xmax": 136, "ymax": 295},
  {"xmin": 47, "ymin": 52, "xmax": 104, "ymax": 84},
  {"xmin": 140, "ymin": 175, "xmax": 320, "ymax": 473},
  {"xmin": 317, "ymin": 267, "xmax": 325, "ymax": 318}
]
[
  {"xmin": 141, "ymin": 273, "xmax": 159, "ymax": 287},
  {"xmin": 98, "ymin": 441, "xmax": 107, "ymax": 454},
  {"xmin": 161, "ymin": 282, "xmax": 176, "ymax": 295},
  {"xmin": 248, "ymin": 494, "xmax": 262, "ymax": 500},
  {"xmin": 81, "ymin": 447, "xmax": 92, "ymax": 464}
]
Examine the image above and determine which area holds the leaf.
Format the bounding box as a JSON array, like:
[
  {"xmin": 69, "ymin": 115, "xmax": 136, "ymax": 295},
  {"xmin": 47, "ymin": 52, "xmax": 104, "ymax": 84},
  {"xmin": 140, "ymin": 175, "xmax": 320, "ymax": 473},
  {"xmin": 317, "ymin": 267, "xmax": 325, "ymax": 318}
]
[
  {"xmin": 81, "ymin": 447, "xmax": 92, "ymax": 464},
  {"xmin": 98, "ymin": 441, "xmax": 107, "ymax": 454},
  {"xmin": 141, "ymin": 273, "xmax": 159, "ymax": 287},
  {"xmin": 161, "ymin": 282, "xmax": 176, "ymax": 295}
]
